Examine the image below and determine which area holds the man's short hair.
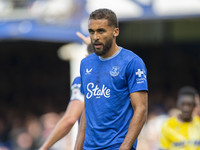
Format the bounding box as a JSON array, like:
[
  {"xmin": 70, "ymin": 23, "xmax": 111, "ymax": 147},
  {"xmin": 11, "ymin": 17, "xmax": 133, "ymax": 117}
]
[
  {"xmin": 89, "ymin": 8, "xmax": 118, "ymax": 28},
  {"xmin": 178, "ymin": 86, "xmax": 197, "ymax": 98}
]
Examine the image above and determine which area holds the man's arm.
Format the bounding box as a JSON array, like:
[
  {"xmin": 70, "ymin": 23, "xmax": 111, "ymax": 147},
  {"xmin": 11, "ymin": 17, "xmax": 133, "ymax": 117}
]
[
  {"xmin": 39, "ymin": 100, "xmax": 84, "ymax": 150},
  {"xmin": 120, "ymin": 91, "xmax": 148, "ymax": 150},
  {"xmin": 74, "ymin": 104, "xmax": 86, "ymax": 150}
]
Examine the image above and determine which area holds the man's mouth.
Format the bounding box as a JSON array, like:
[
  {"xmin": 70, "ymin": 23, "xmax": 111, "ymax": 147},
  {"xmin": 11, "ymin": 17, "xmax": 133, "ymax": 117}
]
[{"xmin": 94, "ymin": 43, "xmax": 102, "ymax": 49}]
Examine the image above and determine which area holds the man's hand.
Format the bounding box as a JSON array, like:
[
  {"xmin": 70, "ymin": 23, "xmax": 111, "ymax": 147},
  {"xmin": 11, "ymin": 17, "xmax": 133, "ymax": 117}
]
[
  {"xmin": 76, "ymin": 32, "xmax": 91, "ymax": 45},
  {"xmin": 38, "ymin": 147, "xmax": 48, "ymax": 150}
]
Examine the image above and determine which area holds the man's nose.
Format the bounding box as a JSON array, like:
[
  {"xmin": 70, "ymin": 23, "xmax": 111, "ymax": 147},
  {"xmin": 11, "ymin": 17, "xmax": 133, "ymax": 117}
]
[{"xmin": 93, "ymin": 32, "xmax": 99, "ymax": 40}]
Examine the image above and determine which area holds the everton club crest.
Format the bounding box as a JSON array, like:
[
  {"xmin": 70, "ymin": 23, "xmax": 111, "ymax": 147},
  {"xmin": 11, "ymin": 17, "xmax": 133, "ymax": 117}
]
[{"xmin": 110, "ymin": 66, "xmax": 120, "ymax": 77}]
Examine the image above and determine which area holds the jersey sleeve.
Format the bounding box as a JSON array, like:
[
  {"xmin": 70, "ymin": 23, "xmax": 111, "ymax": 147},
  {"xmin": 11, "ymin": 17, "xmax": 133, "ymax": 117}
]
[
  {"xmin": 70, "ymin": 77, "xmax": 84, "ymax": 102},
  {"xmin": 126, "ymin": 56, "xmax": 148, "ymax": 93}
]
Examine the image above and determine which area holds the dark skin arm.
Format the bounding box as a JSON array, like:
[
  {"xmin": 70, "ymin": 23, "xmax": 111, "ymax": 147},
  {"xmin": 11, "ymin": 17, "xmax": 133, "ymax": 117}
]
[{"xmin": 120, "ymin": 91, "xmax": 148, "ymax": 150}]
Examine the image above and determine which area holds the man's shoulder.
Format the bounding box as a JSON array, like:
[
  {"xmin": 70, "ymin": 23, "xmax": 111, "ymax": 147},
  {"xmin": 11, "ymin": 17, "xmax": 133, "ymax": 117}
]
[
  {"xmin": 72, "ymin": 76, "xmax": 81, "ymax": 87},
  {"xmin": 193, "ymin": 116, "xmax": 200, "ymax": 123},
  {"xmin": 121, "ymin": 47, "xmax": 136, "ymax": 56},
  {"xmin": 162, "ymin": 117, "xmax": 177, "ymax": 127},
  {"xmin": 73, "ymin": 76, "xmax": 81, "ymax": 81},
  {"xmin": 82, "ymin": 53, "xmax": 96, "ymax": 62},
  {"xmin": 121, "ymin": 47, "xmax": 143, "ymax": 61}
]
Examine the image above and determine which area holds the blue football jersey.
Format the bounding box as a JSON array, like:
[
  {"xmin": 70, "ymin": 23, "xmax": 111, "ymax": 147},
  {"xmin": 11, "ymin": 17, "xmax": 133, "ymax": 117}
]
[{"xmin": 80, "ymin": 47, "xmax": 148, "ymax": 149}]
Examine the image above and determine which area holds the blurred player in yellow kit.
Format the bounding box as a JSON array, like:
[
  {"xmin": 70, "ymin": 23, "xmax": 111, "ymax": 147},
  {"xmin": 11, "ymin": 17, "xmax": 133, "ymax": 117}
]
[{"xmin": 159, "ymin": 86, "xmax": 200, "ymax": 150}]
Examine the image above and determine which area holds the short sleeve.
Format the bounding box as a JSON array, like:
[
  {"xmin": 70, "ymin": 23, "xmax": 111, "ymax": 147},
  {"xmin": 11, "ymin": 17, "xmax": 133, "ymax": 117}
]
[
  {"xmin": 70, "ymin": 77, "xmax": 84, "ymax": 102},
  {"xmin": 126, "ymin": 56, "xmax": 148, "ymax": 93}
]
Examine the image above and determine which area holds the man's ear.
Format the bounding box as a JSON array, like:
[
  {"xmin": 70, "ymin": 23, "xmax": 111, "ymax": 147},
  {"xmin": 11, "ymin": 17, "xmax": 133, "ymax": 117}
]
[{"xmin": 113, "ymin": 28, "xmax": 119, "ymax": 37}]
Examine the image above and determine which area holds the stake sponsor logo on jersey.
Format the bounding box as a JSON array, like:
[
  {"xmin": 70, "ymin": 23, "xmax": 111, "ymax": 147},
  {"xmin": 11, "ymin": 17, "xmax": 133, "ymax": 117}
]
[{"xmin": 86, "ymin": 83, "xmax": 110, "ymax": 99}]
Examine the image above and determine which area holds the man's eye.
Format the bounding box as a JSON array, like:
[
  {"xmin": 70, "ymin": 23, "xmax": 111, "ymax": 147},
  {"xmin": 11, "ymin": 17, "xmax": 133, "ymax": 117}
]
[
  {"xmin": 89, "ymin": 30, "xmax": 94, "ymax": 34},
  {"xmin": 99, "ymin": 30, "xmax": 104, "ymax": 33}
]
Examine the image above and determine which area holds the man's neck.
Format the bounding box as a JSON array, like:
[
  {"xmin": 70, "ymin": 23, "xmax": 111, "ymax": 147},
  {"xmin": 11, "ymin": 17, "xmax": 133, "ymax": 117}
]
[
  {"xmin": 178, "ymin": 114, "xmax": 193, "ymax": 122},
  {"xmin": 101, "ymin": 44, "xmax": 119, "ymax": 58}
]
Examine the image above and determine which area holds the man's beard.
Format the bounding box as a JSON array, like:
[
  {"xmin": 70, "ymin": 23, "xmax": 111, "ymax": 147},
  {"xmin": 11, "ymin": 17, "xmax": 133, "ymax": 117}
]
[{"xmin": 93, "ymin": 37, "xmax": 113, "ymax": 56}]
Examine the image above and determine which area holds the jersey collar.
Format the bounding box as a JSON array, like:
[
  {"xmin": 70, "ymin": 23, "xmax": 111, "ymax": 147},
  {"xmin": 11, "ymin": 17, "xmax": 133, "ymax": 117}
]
[{"xmin": 99, "ymin": 47, "xmax": 122, "ymax": 61}]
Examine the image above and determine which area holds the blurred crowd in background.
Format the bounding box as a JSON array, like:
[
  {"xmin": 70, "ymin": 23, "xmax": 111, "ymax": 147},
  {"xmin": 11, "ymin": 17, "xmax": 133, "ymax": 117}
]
[
  {"xmin": 0, "ymin": 0, "xmax": 85, "ymax": 25},
  {"xmin": 0, "ymin": 41, "xmax": 69, "ymax": 149},
  {"xmin": 0, "ymin": 0, "xmax": 76, "ymax": 16}
]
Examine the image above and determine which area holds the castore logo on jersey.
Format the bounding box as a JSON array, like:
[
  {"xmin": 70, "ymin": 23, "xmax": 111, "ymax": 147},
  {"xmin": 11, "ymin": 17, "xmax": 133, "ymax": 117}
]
[{"xmin": 86, "ymin": 68, "xmax": 93, "ymax": 75}]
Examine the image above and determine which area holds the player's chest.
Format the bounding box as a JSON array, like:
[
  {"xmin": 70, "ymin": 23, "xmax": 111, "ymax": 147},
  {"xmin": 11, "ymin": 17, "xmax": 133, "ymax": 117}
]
[
  {"xmin": 82, "ymin": 62, "xmax": 128, "ymax": 91},
  {"xmin": 170, "ymin": 123, "xmax": 200, "ymax": 140},
  {"xmin": 169, "ymin": 125, "xmax": 200, "ymax": 149},
  {"xmin": 83, "ymin": 62, "xmax": 125, "ymax": 81}
]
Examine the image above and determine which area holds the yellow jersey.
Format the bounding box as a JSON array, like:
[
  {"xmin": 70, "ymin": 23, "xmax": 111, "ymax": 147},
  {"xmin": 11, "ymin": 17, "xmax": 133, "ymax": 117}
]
[{"xmin": 159, "ymin": 116, "xmax": 200, "ymax": 150}]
